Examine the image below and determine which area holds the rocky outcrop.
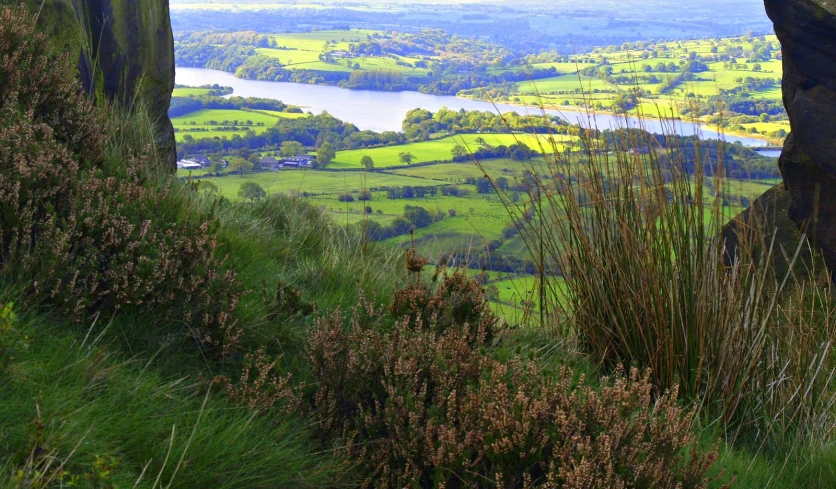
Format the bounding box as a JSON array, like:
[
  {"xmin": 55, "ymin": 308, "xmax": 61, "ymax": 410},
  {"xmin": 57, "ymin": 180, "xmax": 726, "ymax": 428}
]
[
  {"xmin": 763, "ymin": 0, "xmax": 836, "ymax": 273},
  {"xmin": 11, "ymin": 0, "xmax": 176, "ymax": 168}
]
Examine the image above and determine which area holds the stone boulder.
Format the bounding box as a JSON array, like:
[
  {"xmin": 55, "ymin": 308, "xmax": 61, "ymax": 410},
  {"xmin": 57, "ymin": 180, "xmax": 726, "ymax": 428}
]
[
  {"xmin": 763, "ymin": 0, "xmax": 836, "ymax": 273},
  {"xmin": 8, "ymin": 0, "xmax": 176, "ymax": 168}
]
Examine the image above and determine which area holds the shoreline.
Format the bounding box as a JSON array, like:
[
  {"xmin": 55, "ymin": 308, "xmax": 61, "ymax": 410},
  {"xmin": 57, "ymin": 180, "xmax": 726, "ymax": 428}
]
[
  {"xmin": 174, "ymin": 67, "xmax": 785, "ymax": 147},
  {"xmin": 456, "ymin": 93, "xmax": 786, "ymax": 147}
]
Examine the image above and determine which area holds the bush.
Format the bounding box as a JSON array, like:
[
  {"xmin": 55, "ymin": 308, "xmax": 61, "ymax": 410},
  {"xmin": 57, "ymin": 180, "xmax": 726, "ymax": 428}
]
[
  {"xmin": 390, "ymin": 217, "xmax": 413, "ymax": 236},
  {"xmin": 403, "ymin": 205, "xmax": 433, "ymax": 229},
  {"xmin": 239, "ymin": 181, "xmax": 266, "ymax": 202},
  {"xmin": 303, "ymin": 256, "xmax": 721, "ymax": 488},
  {"xmin": 0, "ymin": 5, "xmax": 243, "ymax": 354},
  {"xmin": 338, "ymin": 192, "xmax": 355, "ymax": 202}
]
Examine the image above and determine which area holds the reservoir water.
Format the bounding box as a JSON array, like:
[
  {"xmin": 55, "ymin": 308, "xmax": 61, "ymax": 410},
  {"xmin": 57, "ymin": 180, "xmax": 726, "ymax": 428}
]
[{"xmin": 175, "ymin": 67, "xmax": 772, "ymax": 148}]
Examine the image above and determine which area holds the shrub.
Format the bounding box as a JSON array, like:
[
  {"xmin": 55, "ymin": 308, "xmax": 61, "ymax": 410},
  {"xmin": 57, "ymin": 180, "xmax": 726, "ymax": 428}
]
[
  {"xmin": 0, "ymin": 5, "xmax": 243, "ymax": 354},
  {"xmin": 238, "ymin": 181, "xmax": 266, "ymax": 202},
  {"xmin": 403, "ymin": 205, "xmax": 433, "ymax": 229},
  {"xmin": 338, "ymin": 192, "xmax": 355, "ymax": 202},
  {"xmin": 213, "ymin": 346, "xmax": 299, "ymax": 412},
  {"xmin": 390, "ymin": 217, "xmax": 413, "ymax": 236},
  {"xmin": 302, "ymin": 254, "xmax": 721, "ymax": 488}
]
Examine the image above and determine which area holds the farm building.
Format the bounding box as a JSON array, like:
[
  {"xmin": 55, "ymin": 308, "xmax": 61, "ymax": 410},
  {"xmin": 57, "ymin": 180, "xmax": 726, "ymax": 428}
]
[{"xmin": 177, "ymin": 160, "xmax": 202, "ymax": 170}]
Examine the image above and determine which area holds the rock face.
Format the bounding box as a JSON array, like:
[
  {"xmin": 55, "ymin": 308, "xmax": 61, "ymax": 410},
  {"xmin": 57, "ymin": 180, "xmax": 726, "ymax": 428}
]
[
  {"xmin": 763, "ymin": 0, "xmax": 836, "ymax": 272},
  {"xmin": 11, "ymin": 0, "xmax": 176, "ymax": 168}
]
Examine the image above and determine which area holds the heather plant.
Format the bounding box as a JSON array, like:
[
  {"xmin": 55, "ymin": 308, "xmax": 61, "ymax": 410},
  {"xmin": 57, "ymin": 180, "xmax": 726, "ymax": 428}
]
[
  {"xmin": 0, "ymin": 4, "xmax": 243, "ymax": 353},
  {"xmin": 212, "ymin": 346, "xmax": 300, "ymax": 412},
  {"xmin": 303, "ymin": 253, "xmax": 722, "ymax": 488}
]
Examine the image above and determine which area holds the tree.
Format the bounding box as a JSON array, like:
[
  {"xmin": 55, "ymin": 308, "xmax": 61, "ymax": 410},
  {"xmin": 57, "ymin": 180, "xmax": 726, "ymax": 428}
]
[
  {"xmin": 200, "ymin": 180, "xmax": 219, "ymax": 194},
  {"xmin": 228, "ymin": 157, "xmax": 254, "ymax": 176},
  {"xmin": 238, "ymin": 181, "xmax": 266, "ymax": 202},
  {"xmin": 451, "ymin": 144, "xmax": 468, "ymax": 159},
  {"xmin": 399, "ymin": 152, "xmax": 415, "ymax": 165},
  {"xmin": 210, "ymin": 159, "xmax": 226, "ymax": 176},
  {"xmin": 316, "ymin": 142, "xmax": 336, "ymax": 169},
  {"xmin": 390, "ymin": 217, "xmax": 413, "ymax": 236},
  {"xmin": 280, "ymin": 141, "xmax": 304, "ymax": 157},
  {"xmin": 360, "ymin": 155, "xmax": 374, "ymax": 170},
  {"xmin": 495, "ymin": 176, "xmax": 510, "ymax": 191},
  {"xmin": 476, "ymin": 177, "xmax": 493, "ymax": 194}
]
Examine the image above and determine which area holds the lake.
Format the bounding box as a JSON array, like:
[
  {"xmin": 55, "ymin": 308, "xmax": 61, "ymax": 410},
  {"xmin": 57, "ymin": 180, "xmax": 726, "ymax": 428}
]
[{"xmin": 175, "ymin": 67, "xmax": 771, "ymax": 148}]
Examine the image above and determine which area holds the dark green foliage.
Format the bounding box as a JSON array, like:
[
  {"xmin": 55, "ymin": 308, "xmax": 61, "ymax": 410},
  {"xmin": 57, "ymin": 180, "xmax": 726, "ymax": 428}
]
[
  {"xmin": 179, "ymin": 110, "xmax": 406, "ymax": 155},
  {"xmin": 238, "ymin": 181, "xmax": 266, "ymax": 202},
  {"xmin": 169, "ymin": 94, "xmax": 290, "ymax": 117},
  {"xmin": 402, "ymin": 205, "xmax": 434, "ymax": 229}
]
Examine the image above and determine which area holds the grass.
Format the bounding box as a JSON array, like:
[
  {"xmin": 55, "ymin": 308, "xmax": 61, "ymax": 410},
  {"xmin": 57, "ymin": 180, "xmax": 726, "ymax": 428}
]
[
  {"xmin": 172, "ymin": 109, "xmax": 308, "ymax": 142},
  {"xmin": 255, "ymin": 47, "xmax": 322, "ymax": 65},
  {"xmin": 0, "ymin": 313, "xmax": 337, "ymax": 489},
  {"xmin": 487, "ymin": 117, "xmax": 836, "ymax": 451},
  {"xmin": 516, "ymin": 75, "xmax": 615, "ymax": 94},
  {"xmin": 331, "ymin": 133, "xmax": 570, "ymax": 169},
  {"xmin": 172, "ymin": 109, "xmax": 306, "ymax": 126},
  {"xmin": 20, "ymin": 3, "xmax": 836, "ymax": 485},
  {"xmin": 172, "ymin": 87, "xmax": 216, "ymax": 97},
  {"xmin": 186, "ymin": 169, "xmax": 430, "ymax": 196}
]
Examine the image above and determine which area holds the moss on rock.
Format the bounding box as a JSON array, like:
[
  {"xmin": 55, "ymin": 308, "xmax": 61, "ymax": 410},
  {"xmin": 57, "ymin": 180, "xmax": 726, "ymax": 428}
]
[{"xmin": 2, "ymin": 0, "xmax": 175, "ymax": 168}]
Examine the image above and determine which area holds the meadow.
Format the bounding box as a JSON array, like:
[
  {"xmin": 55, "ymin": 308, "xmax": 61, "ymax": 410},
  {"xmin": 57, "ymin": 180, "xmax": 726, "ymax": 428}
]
[
  {"xmin": 172, "ymin": 108, "xmax": 308, "ymax": 142},
  {"xmin": 183, "ymin": 150, "xmax": 777, "ymax": 276},
  {"xmin": 331, "ymin": 133, "xmax": 571, "ymax": 169},
  {"xmin": 172, "ymin": 86, "xmax": 217, "ymax": 97},
  {"xmin": 502, "ymin": 35, "xmax": 790, "ymax": 142},
  {"xmin": 250, "ymin": 29, "xmax": 439, "ymax": 76}
]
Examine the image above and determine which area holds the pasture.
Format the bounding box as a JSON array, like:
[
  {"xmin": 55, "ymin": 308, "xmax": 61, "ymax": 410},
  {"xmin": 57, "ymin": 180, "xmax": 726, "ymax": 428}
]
[
  {"xmin": 331, "ymin": 134, "xmax": 572, "ymax": 169},
  {"xmin": 508, "ymin": 35, "xmax": 790, "ymax": 140},
  {"xmin": 172, "ymin": 87, "xmax": 216, "ymax": 97},
  {"xmin": 172, "ymin": 108, "xmax": 308, "ymax": 142}
]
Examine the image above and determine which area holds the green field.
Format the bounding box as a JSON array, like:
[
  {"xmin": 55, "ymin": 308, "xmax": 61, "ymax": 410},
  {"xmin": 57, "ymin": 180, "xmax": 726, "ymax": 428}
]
[
  {"xmin": 184, "ymin": 169, "xmax": 430, "ymax": 196},
  {"xmin": 506, "ymin": 35, "xmax": 790, "ymax": 142},
  {"xmin": 172, "ymin": 109, "xmax": 308, "ymax": 142},
  {"xmin": 517, "ymin": 75, "xmax": 615, "ymax": 95},
  {"xmin": 332, "ymin": 134, "xmax": 571, "ymax": 169},
  {"xmin": 253, "ymin": 30, "xmax": 432, "ymax": 75},
  {"xmin": 389, "ymin": 158, "xmax": 543, "ymax": 181},
  {"xmin": 172, "ymin": 87, "xmax": 216, "ymax": 97}
]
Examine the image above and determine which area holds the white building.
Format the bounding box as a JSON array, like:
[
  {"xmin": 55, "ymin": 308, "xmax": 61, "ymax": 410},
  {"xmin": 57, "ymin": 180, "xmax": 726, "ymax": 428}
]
[{"xmin": 177, "ymin": 160, "xmax": 202, "ymax": 170}]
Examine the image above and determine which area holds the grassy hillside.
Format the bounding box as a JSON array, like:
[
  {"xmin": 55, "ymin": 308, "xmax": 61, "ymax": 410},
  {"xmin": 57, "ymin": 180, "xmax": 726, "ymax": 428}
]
[{"xmin": 4, "ymin": 4, "xmax": 836, "ymax": 488}]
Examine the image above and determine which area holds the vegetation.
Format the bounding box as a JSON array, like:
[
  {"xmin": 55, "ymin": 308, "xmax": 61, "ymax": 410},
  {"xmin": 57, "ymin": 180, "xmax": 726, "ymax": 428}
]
[
  {"xmin": 300, "ymin": 261, "xmax": 722, "ymax": 488},
  {"xmin": 474, "ymin": 114, "xmax": 836, "ymax": 469},
  {"xmin": 173, "ymin": 26, "xmax": 788, "ymax": 142},
  {"xmin": 175, "ymin": 29, "xmax": 559, "ymax": 95},
  {"xmin": 6, "ymin": 3, "xmax": 836, "ymax": 489}
]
